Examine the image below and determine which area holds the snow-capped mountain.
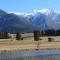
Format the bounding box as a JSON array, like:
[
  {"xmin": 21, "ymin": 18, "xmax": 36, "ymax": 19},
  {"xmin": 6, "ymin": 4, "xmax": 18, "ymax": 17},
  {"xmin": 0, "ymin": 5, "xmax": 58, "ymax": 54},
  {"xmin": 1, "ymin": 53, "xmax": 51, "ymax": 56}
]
[
  {"xmin": 26, "ymin": 9, "xmax": 60, "ymax": 30},
  {"xmin": 0, "ymin": 10, "xmax": 33, "ymax": 32},
  {"xmin": 0, "ymin": 9, "xmax": 60, "ymax": 32}
]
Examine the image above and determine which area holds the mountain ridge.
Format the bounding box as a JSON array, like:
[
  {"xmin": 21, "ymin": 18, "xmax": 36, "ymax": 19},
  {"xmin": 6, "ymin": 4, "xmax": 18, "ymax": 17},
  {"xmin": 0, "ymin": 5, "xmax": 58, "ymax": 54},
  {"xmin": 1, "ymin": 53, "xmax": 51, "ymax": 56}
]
[{"xmin": 0, "ymin": 9, "xmax": 60, "ymax": 32}]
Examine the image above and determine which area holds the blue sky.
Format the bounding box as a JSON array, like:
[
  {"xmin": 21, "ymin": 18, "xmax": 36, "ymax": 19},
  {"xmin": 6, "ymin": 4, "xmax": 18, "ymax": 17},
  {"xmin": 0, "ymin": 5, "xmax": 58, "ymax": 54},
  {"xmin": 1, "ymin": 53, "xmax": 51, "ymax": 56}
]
[{"xmin": 0, "ymin": 0, "xmax": 60, "ymax": 13}]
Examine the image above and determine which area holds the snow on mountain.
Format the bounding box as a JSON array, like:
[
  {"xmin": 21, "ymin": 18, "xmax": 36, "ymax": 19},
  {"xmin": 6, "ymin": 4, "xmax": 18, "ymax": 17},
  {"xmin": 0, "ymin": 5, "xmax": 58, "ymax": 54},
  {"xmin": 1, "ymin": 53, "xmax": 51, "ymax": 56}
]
[
  {"xmin": 8, "ymin": 9, "xmax": 60, "ymax": 30},
  {"xmin": 26, "ymin": 9, "xmax": 60, "ymax": 30},
  {"xmin": 0, "ymin": 9, "xmax": 60, "ymax": 32},
  {"xmin": 9, "ymin": 12, "xmax": 25, "ymax": 16},
  {"xmin": 0, "ymin": 10, "xmax": 33, "ymax": 32}
]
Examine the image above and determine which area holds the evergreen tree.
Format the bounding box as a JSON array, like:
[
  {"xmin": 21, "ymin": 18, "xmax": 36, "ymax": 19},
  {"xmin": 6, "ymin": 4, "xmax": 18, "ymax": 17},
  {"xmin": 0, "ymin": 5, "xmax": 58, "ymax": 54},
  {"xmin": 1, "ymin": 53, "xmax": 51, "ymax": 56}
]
[
  {"xmin": 4, "ymin": 32, "xmax": 9, "ymax": 39},
  {"xmin": 16, "ymin": 32, "xmax": 21, "ymax": 40}
]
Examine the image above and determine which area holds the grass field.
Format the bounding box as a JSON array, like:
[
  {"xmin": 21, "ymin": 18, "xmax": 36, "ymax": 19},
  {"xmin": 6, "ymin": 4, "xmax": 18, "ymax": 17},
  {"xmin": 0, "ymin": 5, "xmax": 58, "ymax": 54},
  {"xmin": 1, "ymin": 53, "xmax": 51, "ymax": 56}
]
[{"xmin": 0, "ymin": 35, "xmax": 60, "ymax": 51}]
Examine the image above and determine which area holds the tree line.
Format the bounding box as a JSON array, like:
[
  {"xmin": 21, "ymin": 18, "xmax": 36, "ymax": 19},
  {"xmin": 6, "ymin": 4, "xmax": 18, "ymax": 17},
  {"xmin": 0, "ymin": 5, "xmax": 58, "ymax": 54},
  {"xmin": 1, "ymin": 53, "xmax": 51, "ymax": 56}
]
[{"xmin": 0, "ymin": 30, "xmax": 60, "ymax": 39}]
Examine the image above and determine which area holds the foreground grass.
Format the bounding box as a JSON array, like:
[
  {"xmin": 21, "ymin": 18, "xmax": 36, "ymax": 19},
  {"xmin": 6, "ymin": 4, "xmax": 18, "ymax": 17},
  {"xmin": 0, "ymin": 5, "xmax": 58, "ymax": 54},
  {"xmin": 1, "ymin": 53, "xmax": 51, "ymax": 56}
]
[{"xmin": 0, "ymin": 36, "xmax": 60, "ymax": 51}]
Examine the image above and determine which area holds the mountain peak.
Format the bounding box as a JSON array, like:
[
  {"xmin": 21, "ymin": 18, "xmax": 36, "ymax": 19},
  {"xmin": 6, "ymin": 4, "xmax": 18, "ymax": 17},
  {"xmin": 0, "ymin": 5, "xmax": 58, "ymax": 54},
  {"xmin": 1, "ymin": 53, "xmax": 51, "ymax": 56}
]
[{"xmin": 32, "ymin": 8, "xmax": 60, "ymax": 15}]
